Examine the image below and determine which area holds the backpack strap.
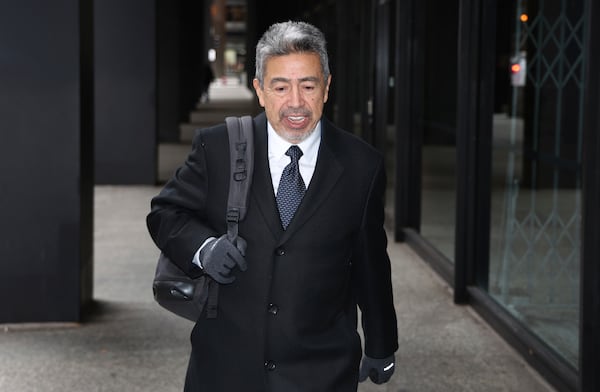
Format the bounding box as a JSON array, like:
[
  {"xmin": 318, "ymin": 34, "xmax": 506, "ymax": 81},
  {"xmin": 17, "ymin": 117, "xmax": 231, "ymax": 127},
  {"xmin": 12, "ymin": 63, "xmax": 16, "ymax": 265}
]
[
  {"xmin": 205, "ymin": 116, "xmax": 254, "ymax": 320},
  {"xmin": 225, "ymin": 115, "xmax": 254, "ymax": 243}
]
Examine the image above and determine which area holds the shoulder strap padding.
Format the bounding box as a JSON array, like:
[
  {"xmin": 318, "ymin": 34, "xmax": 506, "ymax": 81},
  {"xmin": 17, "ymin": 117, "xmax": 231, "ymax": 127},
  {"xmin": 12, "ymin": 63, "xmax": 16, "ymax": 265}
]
[{"xmin": 225, "ymin": 115, "xmax": 254, "ymax": 242}]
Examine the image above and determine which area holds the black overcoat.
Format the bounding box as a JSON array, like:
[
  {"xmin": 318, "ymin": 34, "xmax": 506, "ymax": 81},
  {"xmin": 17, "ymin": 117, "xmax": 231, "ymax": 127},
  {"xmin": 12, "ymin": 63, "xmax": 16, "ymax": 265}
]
[{"xmin": 147, "ymin": 112, "xmax": 398, "ymax": 391}]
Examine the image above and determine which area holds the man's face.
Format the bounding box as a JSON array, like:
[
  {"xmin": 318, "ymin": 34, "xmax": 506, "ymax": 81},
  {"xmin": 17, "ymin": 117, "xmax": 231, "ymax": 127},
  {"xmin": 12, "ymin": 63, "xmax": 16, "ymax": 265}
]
[{"xmin": 253, "ymin": 52, "xmax": 331, "ymax": 143}]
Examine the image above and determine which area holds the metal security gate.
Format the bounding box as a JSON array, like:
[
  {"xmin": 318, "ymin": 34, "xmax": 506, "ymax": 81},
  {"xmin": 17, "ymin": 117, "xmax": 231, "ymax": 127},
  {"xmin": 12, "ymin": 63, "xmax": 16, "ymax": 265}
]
[{"xmin": 495, "ymin": 0, "xmax": 585, "ymax": 367}]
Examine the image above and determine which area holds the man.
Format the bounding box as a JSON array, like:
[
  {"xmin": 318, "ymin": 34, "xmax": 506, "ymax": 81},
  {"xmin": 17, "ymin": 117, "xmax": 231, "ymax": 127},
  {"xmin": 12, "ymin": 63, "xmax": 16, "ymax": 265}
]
[{"xmin": 147, "ymin": 21, "xmax": 398, "ymax": 391}]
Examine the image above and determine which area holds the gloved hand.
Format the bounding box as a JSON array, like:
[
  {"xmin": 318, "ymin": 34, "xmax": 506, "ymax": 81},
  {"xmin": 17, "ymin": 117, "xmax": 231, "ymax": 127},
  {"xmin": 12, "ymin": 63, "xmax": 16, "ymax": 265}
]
[
  {"xmin": 358, "ymin": 354, "xmax": 395, "ymax": 384},
  {"xmin": 199, "ymin": 234, "xmax": 247, "ymax": 284}
]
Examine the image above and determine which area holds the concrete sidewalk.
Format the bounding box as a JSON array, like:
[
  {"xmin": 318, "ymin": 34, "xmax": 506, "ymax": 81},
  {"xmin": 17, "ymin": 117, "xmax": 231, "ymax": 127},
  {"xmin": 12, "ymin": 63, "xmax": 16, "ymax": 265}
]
[{"xmin": 0, "ymin": 185, "xmax": 555, "ymax": 391}]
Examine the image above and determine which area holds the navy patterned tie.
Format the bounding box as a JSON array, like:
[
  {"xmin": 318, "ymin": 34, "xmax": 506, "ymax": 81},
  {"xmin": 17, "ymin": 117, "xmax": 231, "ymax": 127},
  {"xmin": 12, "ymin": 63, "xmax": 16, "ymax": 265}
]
[{"xmin": 276, "ymin": 145, "xmax": 306, "ymax": 229}]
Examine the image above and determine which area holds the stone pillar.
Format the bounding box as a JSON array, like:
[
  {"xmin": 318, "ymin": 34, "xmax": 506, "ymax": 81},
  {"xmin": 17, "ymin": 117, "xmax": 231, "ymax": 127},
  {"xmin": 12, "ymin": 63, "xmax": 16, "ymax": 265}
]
[
  {"xmin": 0, "ymin": 0, "xmax": 94, "ymax": 322},
  {"xmin": 94, "ymin": 0, "xmax": 156, "ymax": 184}
]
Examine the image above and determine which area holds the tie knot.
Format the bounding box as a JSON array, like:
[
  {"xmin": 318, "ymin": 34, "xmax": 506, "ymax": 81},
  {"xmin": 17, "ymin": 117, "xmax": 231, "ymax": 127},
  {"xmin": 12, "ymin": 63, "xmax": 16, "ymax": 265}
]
[{"xmin": 286, "ymin": 145, "xmax": 303, "ymax": 162}]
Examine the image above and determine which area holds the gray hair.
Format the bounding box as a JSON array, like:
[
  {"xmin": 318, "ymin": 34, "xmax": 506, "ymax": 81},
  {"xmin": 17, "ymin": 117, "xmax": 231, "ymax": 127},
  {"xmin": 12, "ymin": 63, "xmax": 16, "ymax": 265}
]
[{"xmin": 255, "ymin": 21, "xmax": 330, "ymax": 87}]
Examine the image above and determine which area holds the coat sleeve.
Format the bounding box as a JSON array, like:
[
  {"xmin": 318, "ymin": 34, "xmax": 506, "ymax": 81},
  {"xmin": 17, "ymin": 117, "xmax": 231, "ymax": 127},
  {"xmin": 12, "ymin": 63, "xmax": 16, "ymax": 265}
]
[
  {"xmin": 146, "ymin": 129, "xmax": 219, "ymax": 278},
  {"xmin": 352, "ymin": 157, "xmax": 399, "ymax": 358}
]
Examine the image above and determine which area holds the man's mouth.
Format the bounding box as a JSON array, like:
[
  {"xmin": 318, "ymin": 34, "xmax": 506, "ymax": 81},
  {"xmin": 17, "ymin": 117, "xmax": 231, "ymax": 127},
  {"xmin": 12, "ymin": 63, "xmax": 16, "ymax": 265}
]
[
  {"xmin": 283, "ymin": 115, "xmax": 310, "ymax": 129},
  {"xmin": 282, "ymin": 110, "xmax": 311, "ymax": 129},
  {"xmin": 288, "ymin": 116, "xmax": 306, "ymax": 123}
]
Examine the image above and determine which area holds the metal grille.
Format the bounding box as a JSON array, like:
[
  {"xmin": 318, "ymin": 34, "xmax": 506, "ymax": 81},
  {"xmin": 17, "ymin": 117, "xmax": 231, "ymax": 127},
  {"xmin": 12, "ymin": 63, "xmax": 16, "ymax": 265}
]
[{"xmin": 498, "ymin": 0, "xmax": 584, "ymax": 307}]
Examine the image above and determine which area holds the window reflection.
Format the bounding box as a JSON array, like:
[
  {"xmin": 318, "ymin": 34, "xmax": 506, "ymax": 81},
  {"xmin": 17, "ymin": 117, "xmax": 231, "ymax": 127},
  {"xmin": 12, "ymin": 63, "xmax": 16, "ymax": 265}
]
[{"xmin": 487, "ymin": 0, "xmax": 583, "ymax": 368}]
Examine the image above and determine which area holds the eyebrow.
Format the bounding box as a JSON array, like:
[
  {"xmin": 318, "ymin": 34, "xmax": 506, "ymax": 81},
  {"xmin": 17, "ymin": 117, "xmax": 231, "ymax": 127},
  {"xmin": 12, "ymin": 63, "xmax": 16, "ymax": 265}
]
[{"xmin": 269, "ymin": 76, "xmax": 320, "ymax": 85}]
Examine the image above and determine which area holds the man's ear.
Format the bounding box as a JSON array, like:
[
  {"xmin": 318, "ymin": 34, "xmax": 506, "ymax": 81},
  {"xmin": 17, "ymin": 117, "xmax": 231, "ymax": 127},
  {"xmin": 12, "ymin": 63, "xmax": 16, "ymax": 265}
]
[
  {"xmin": 253, "ymin": 78, "xmax": 265, "ymax": 107},
  {"xmin": 323, "ymin": 74, "xmax": 332, "ymax": 103}
]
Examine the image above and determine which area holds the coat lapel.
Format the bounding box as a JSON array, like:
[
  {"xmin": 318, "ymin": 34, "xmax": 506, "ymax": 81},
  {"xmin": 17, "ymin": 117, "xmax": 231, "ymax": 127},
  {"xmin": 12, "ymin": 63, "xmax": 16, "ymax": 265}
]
[
  {"xmin": 250, "ymin": 113, "xmax": 283, "ymax": 239},
  {"xmin": 279, "ymin": 119, "xmax": 344, "ymax": 242}
]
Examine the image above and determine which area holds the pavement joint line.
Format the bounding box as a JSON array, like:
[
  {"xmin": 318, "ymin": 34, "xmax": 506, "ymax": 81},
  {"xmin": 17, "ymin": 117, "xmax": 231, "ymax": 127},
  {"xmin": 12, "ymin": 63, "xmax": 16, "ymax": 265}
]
[{"xmin": 1, "ymin": 322, "xmax": 80, "ymax": 332}]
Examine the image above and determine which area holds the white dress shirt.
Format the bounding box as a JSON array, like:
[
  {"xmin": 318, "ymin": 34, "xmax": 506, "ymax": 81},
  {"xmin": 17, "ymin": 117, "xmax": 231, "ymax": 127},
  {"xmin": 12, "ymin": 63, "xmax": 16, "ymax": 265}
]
[{"xmin": 267, "ymin": 121, "xmax": 321, "ymax": 194}]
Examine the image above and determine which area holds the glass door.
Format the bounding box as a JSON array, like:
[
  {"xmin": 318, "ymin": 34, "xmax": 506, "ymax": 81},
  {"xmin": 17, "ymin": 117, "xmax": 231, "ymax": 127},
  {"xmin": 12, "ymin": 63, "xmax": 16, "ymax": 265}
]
[{"xmin": 487, "ymin": 0, "xmax": 584, "ymax": 368}]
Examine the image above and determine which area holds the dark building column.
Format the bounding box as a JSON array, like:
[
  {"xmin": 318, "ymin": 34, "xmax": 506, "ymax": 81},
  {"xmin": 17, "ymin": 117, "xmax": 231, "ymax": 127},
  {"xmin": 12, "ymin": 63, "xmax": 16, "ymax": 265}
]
[
  {"xmin": 372, "ymin": 0, "xmax": 392, "ymax": 153},
  {"xmin": 0, "ymin": 0, "xmax": 94, "ymax": 322},
  {"xmin": 580, "ymin": 1, "xmax": 600, "ymax": 390},
  {"xmin": 94, "ymin": 0, "xmax": 156, "ymax": 184},
  {"xmin": 178, "ymin": 1, "xmax": 208, "ymax": 124},
  {"xmin": 157, "ymin": 0, "xmax": 181, "ymax": 143},
  {"xmin": 157, "ymin": 0, "xmax": 209, "ymax": 143}
]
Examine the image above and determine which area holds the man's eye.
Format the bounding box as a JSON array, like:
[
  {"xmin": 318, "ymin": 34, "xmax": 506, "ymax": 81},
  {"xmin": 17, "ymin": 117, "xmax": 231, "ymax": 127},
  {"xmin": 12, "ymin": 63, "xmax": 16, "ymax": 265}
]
[
  {"xmin": 303, "ymin": 85, "xmax": 316, "ymax": 92},
  {"xmin": 274, "ymin": 86, "xmax": 288, "ymax": 93}
]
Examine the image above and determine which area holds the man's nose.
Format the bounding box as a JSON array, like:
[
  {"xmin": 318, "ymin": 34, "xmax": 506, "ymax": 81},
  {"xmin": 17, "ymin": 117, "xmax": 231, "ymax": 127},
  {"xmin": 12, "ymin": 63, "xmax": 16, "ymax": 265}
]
[{"xmin": 289, "ymin": 85, "xmax": 303, "ymax": 107}]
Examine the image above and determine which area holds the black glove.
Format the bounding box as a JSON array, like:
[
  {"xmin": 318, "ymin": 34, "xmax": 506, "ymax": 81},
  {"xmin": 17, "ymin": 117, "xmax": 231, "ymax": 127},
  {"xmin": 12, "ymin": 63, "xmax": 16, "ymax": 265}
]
[
  {"xmin": 199, "ymin": 234, "xmax": 247, "ymax": 284},
  {"xmin": 358, "ymin": 354, "xmax": 395, "ymax": 384}
]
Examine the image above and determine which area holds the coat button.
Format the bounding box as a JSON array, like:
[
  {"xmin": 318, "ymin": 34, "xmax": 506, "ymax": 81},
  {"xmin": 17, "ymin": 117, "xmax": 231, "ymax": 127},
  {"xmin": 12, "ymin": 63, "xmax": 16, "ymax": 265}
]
[
  {"xmin": 276, "ymin": 248, "xmax": 285, "ymax": 256},
  {"xmin": 264, "ymin": 360, "xmax": 276, "ymax": 371},
  {"xmin": 268, "ymin": 304, "xmax": 279, "ymax": 315}
]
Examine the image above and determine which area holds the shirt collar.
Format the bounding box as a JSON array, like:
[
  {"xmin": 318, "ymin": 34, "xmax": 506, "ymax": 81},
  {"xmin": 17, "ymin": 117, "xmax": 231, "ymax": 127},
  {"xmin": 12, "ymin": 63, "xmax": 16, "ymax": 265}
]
[{"xmin": 267, "ymin": 121, "xmax": 322, "ymax": 165}]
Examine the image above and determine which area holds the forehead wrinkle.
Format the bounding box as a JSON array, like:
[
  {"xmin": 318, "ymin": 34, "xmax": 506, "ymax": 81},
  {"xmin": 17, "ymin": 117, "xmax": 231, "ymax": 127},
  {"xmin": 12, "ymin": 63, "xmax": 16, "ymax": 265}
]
[
  {"xmin": 269, "ymin": 77, "xmax": 291, "ymax": 85},
  {"xmin": 269, "ymin": 76, "xmax": 320, "ymax": 85}
]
